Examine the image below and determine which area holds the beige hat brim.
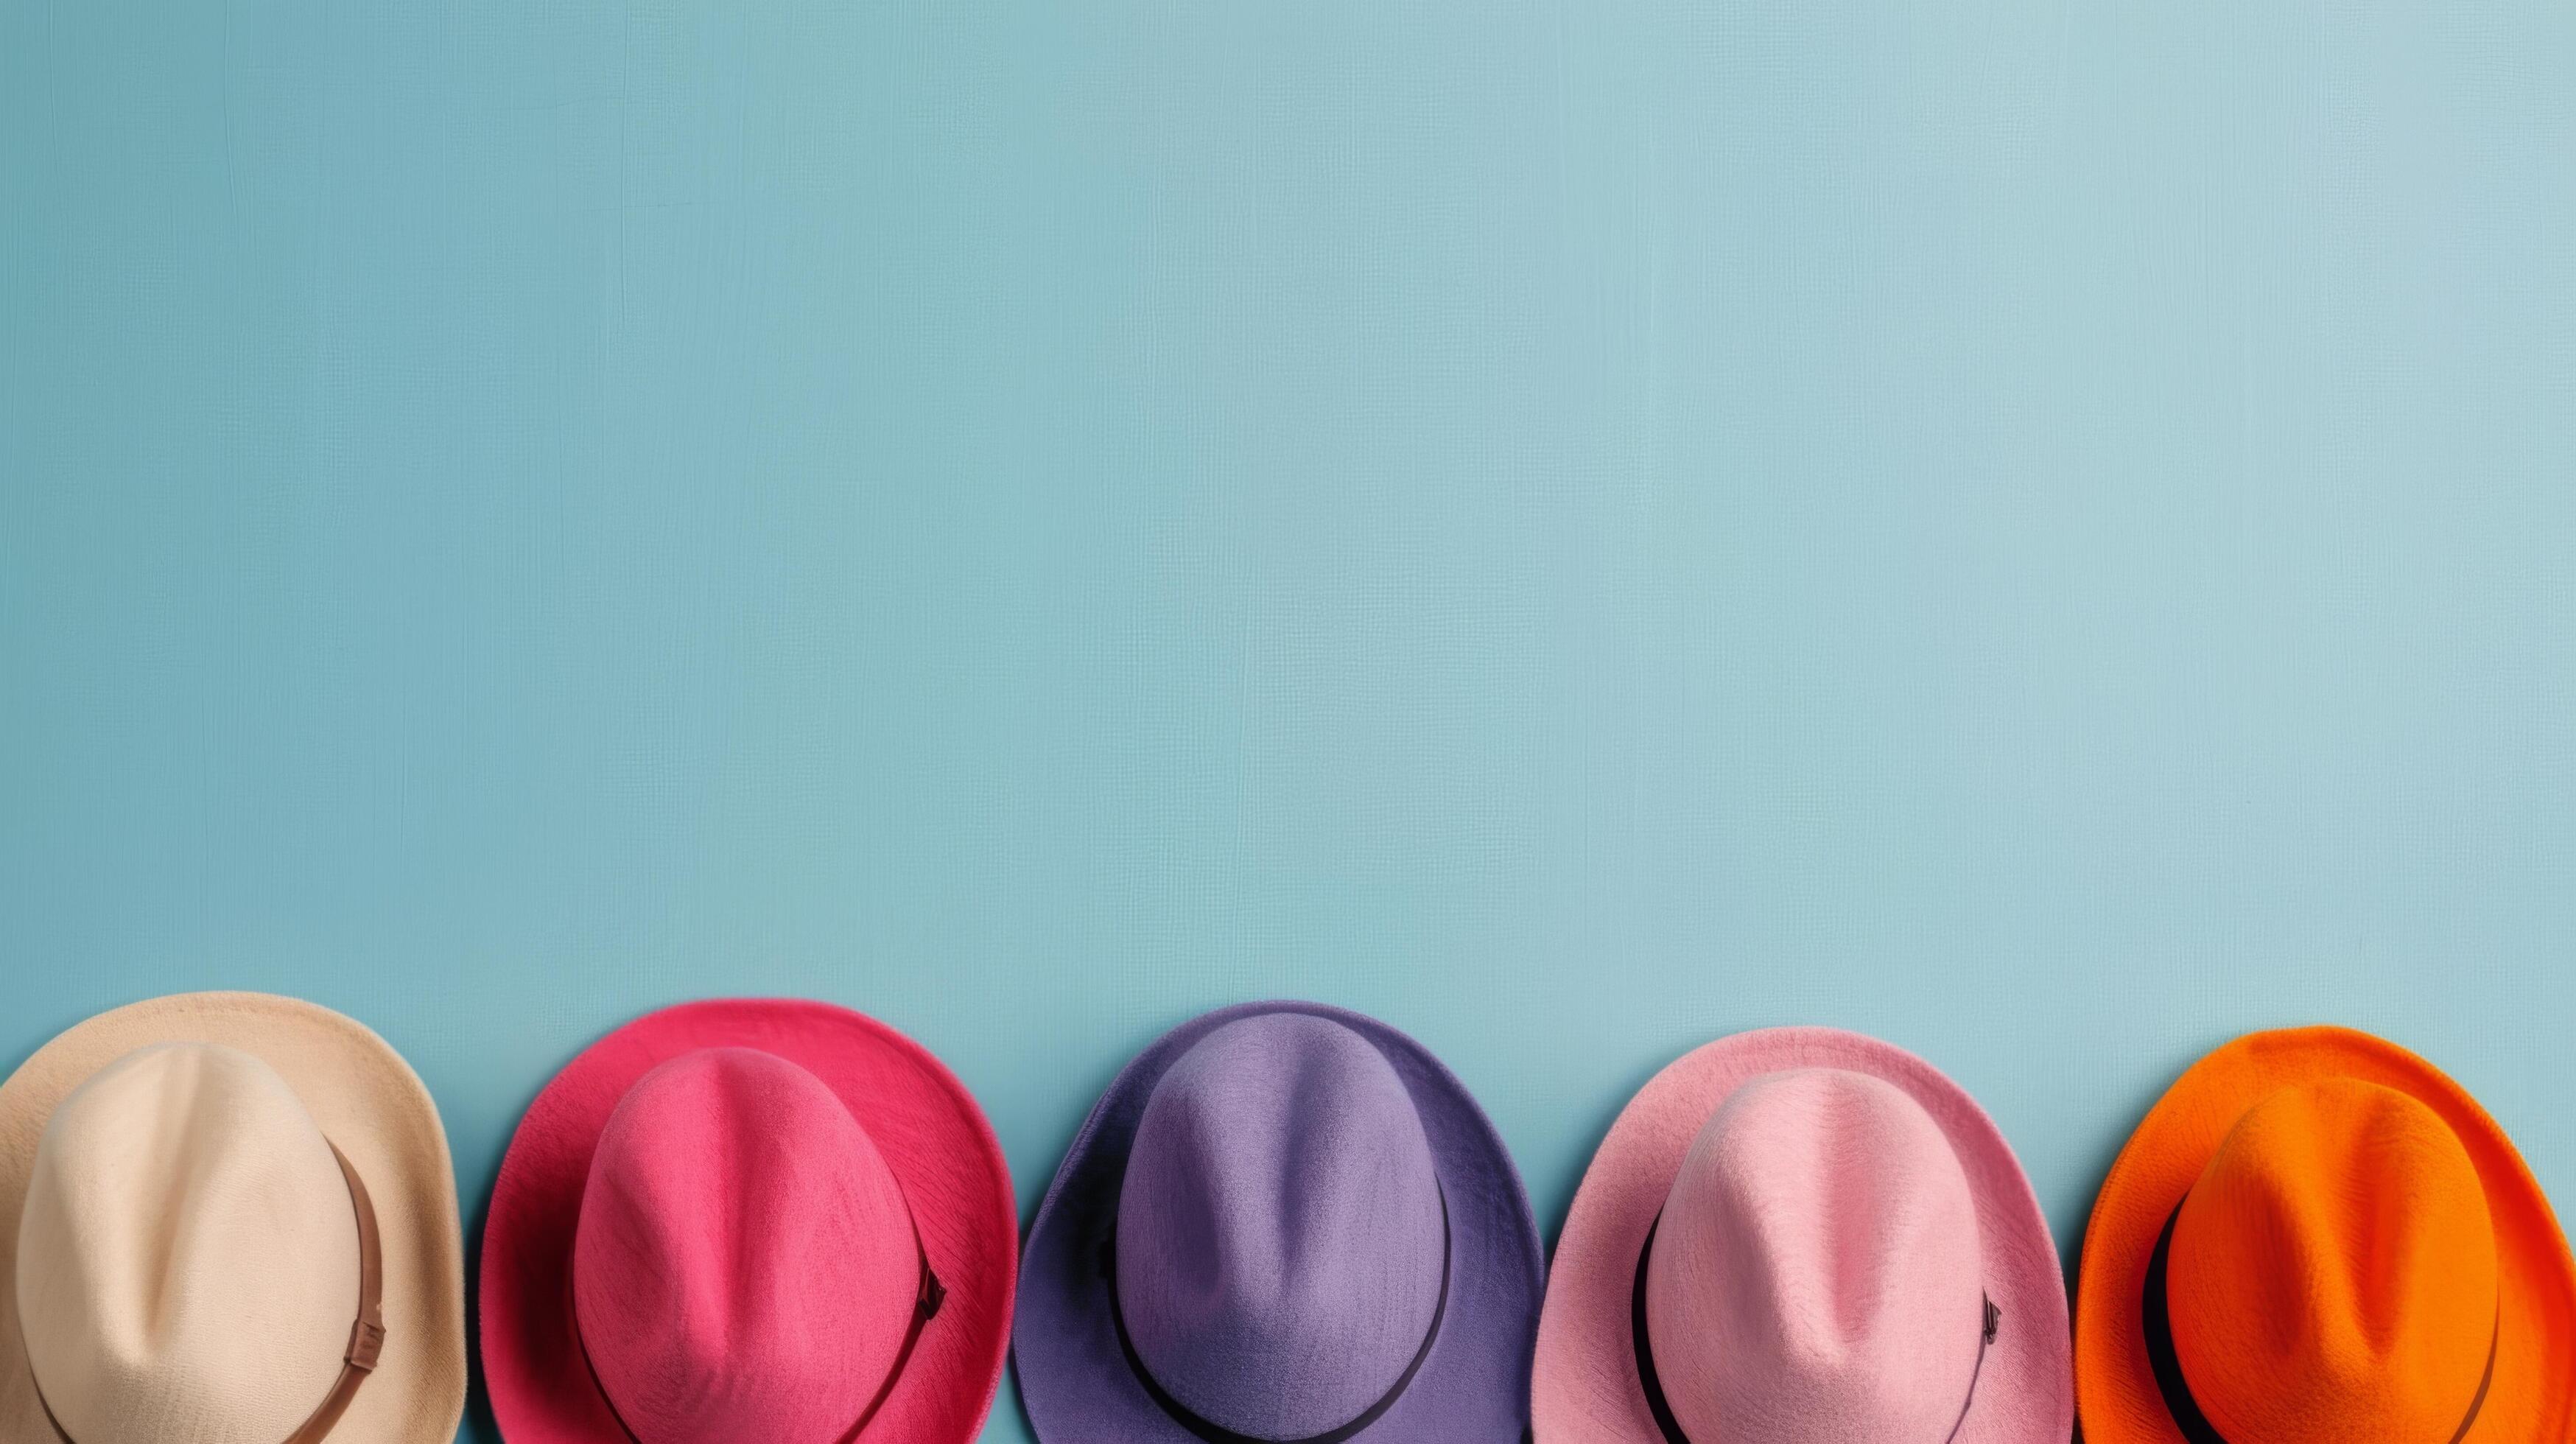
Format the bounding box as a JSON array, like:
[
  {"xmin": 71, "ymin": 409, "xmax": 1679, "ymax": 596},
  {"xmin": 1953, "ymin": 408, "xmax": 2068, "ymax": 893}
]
[{"xmin": 0, "ymin": 993, "xmax": 466, "ymax": 1444}]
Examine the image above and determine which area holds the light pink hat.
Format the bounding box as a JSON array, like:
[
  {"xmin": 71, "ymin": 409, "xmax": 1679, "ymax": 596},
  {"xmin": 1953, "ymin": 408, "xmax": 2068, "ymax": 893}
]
[{"xmin": 1533, "ymin": 1028, "xmax": 2071, "ymax": 1443}]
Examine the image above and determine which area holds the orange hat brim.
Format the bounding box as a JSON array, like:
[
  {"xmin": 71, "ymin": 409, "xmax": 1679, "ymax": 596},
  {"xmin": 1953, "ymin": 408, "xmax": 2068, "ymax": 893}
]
[{"xmin": 2075, "ymin": 1026, "xmax": 2576, "ymax": 1443}]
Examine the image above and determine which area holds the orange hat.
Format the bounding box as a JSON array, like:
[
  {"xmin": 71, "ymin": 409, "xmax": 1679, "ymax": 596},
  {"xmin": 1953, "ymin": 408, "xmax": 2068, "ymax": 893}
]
[{"xmin": 2076, "ymin": 1026, "xmax": 2575, "ymax": 1443}]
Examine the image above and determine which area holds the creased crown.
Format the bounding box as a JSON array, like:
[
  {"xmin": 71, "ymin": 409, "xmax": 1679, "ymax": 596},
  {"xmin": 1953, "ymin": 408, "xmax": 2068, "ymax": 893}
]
[
  {"xmin": 1648, "ymin": 1068, "xmax": 1986, "ymax": 1444},
  {"xmin": 2168, "ymin": 1079, "xmax": 2499, "ymax": 1444},
  {"xmin": 572, "ymin": 1048, "xmax": 920, "ymax": 1443},
  {"xmin": 15, "ymin": 1042, "xmax": 359, "ymax": 1444},
  {"xmin": 1115, "ymin": 1013, "xmax": 1447, "ymax": 1440}
]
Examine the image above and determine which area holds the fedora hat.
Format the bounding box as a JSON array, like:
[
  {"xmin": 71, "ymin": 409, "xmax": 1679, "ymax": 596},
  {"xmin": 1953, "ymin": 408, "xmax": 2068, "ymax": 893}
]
[
  {"xmin": 0, "ymin": 992, "xmax": 466, "ymax": 1444},
  {"xmin": 1014, "ymin": 1000, "xmax": 1545, "ymax": 1443},
  {"xmin": 1534, "ymin": 1027, "xmax": 2072, "ymax": 1443},
  {"xmin": 478, "ymin": 998, "xmax": 1017, "ymax": 1444},
  {"xmin": 2076, "ymin": 1026, "xmax": 2576, "ymax": 1443}
]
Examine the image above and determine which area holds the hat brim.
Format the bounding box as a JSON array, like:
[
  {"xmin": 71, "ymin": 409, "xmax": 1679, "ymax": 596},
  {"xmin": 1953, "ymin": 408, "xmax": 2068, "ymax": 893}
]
[
  {"xmin": 2075, "ymin": 1026, "xmax": 2576, "ymax": 1443},
  {"xmin": 478, "ymin": 999, "xmax": 1017, "ymax": 1444},
  {"xmin": 0, "ymin": 992, "xmax": 467, "ymax": 1444},
  {"xmin": 1534, "ymin": 1027, "xmax": 2073, "ymax": 1442},
  {"xmin": 1013, "ymin": 1000, "xmax": 1545, "ymax": 1443}
]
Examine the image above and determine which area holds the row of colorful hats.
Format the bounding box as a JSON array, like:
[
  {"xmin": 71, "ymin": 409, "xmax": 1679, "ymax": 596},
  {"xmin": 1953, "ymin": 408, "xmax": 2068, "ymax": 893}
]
[{"xmin": 1, "ymin": 992, "xmax": 2566, "ymax": 1443}]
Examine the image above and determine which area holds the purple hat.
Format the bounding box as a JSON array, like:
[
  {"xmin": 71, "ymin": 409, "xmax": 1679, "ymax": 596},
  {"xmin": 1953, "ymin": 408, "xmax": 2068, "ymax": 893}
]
[{"xmin": 1014, "ymin": 1001, "xmax": 1544, "ymax": 1443}]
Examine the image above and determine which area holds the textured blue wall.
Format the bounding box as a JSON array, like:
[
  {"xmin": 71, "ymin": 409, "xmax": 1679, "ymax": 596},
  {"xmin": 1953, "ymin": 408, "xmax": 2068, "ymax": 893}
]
[{"xmin": 4, "ymin": 0, "xmax": 2573, "ymax": 1437}]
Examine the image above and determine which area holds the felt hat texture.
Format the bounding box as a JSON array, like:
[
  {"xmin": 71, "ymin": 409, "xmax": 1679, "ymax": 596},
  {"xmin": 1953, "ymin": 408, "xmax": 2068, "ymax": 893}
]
[
  {"xmin": 2076, "ymin": 1026, "xmax": 2576, "ymax": 1443},
  {"xmin": 1014, "ymin": 1000, "xmax": 1545, "ymax": 1443},
  {"xmin": 1534, "ymin": 1026, "xmax": 2072, "ymax": 1443},
  {"xmin": 479, "ymin": 998, "xmax": 1017, "ymax": 1444},
  {"xmin": 0, "ymin": 992, "xmax": 466, "ymax": 1444}
]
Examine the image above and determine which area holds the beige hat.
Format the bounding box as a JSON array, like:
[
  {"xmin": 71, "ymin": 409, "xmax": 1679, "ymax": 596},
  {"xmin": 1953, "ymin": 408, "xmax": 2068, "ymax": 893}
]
[{"xmin": 0, "ymin": 993, "xmax": 465, "ymax": 1444}]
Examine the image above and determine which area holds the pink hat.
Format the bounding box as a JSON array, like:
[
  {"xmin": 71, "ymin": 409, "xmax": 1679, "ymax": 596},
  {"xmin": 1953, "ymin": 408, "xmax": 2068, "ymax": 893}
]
[
  {"xmin": 1534, "ymin": 1028, "xmax": 2071, "ymax": 1443},
  {"xmin": 478, "ymin": 1000, "xmax": 1017, "ymax": 1444}
]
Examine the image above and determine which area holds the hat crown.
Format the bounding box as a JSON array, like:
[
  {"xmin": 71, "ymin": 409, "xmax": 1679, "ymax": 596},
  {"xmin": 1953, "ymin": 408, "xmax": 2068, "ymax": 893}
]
[
  {"xmin": 573, "ymin": 1047, "xmax": 922, "ymax": 1443},
  {"xmin": 1646, "ymin": 1068, "xmax": 1986, "ymax": 1444},
  {"xmin": 14, "ymin": 1042, "xmax": 359, "ymax": 1444},
  {"xmin": 2167, "ymin": 1079, "xmax": 2499, "ymax": 1444},
  {"xmin": 1115, "ymin": 1013, "xmax": 1447, "ymax": 1440}
]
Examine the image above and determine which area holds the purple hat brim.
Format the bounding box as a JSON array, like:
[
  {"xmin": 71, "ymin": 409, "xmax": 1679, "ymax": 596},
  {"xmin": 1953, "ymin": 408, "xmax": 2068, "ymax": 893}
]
[{"xmin": 1014, "ymin": 1000, "xmax": 1544, "ymax": 1443}]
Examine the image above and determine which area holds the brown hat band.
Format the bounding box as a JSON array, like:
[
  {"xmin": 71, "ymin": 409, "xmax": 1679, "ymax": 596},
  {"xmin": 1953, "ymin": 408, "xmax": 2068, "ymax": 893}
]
[{"xmin": 32, "ymin": 1140, "xmax": 386, "ymax": 1444}]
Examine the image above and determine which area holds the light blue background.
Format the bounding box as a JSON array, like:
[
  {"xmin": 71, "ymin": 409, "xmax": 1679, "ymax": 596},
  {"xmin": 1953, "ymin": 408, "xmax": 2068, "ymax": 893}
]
[{"xmin": 5, "ymin": 0, "xmax": 2573, "ymax": 1438}]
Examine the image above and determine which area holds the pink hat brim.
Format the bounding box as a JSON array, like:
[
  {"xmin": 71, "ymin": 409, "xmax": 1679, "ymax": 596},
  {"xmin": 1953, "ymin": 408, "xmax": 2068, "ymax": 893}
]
[
  {"xmin": 478, "ymin": 1000, "xmax": 1017, "ymax": 1444},
  {"xmin": 1532, "ymin": 1027, "xmax": 2072, "ymax": 1442}
]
